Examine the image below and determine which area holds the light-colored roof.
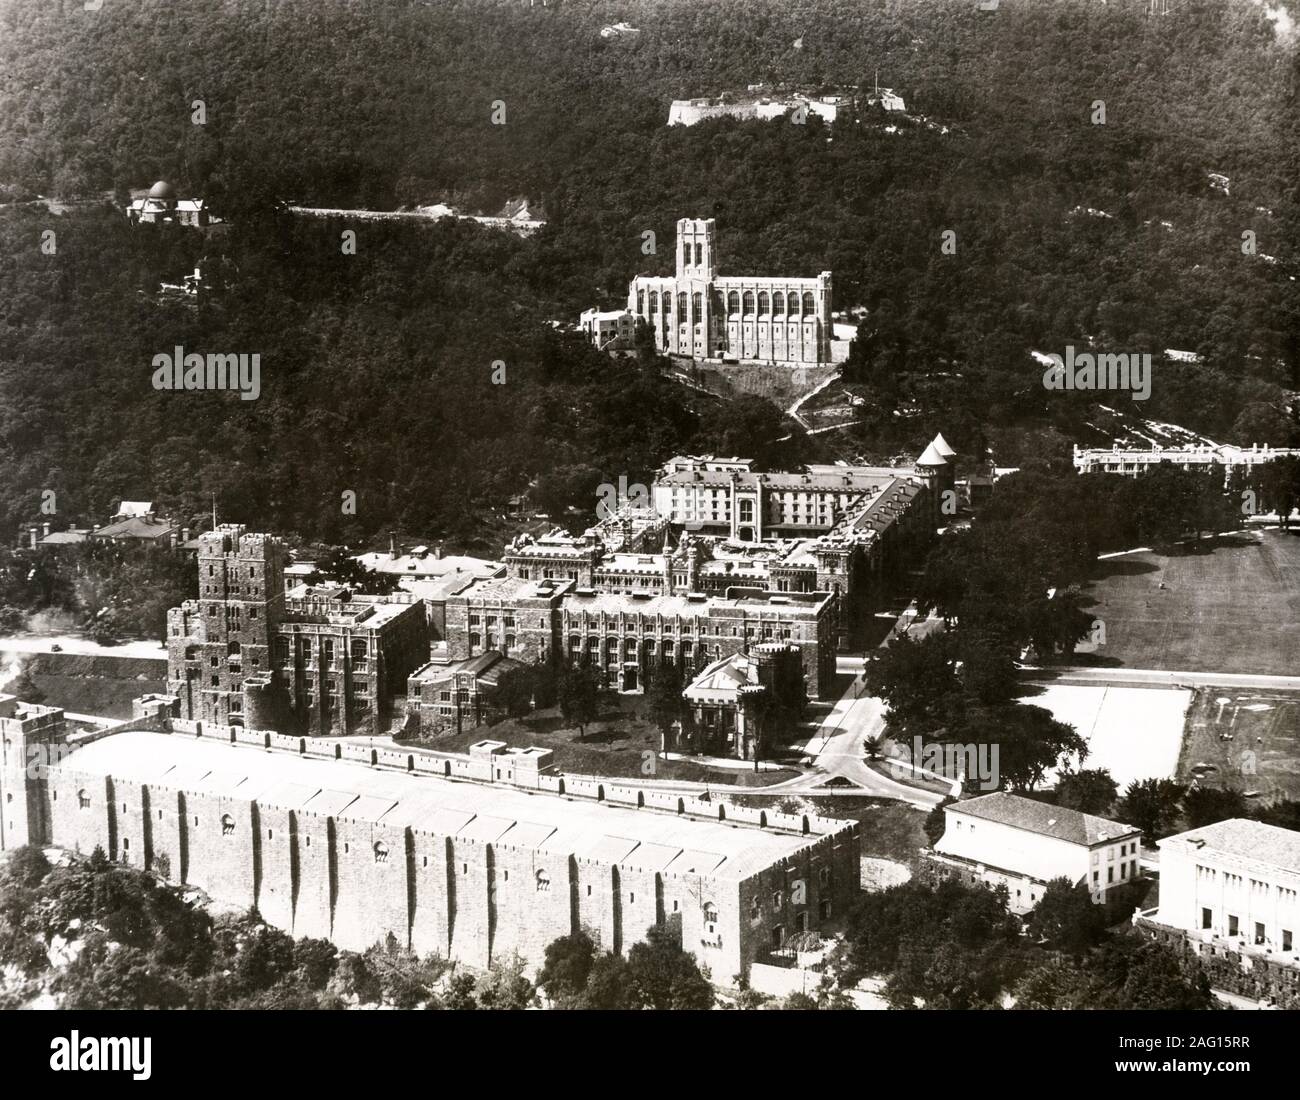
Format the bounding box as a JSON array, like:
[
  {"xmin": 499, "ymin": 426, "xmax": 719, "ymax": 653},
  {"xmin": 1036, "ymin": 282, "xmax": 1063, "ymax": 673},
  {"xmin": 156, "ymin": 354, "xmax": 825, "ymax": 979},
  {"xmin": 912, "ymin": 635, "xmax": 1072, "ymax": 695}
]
[
  {"xmin": 1161, "ymin": 819, "xmax": 1300, "ymax": 872},
  {"xmin": 684, "ymin": 650, "xmax": 759, "ymax": 699},
  {"xmin": 92, "ymin": 515, "xmax": 177, "ymax": 540},
  {"xmin": 952, "ymin": 792, "xmax": 1139, "ymax": 846},
  {"xmin": 60, "ymin": 730, "xmax": 826, "ymax": 880},
  {"xmin": 931, "ymin": 433, "xmax": 957, "ymax": 459},
  {"xmin": 115, "ymin": 500, "xmax": 154, "ymax": 518},
  {"xmin": 355, "ymin": 551, "xmax": 503, "ymax": 580},
  {"xmin": 916, "ymin": 441, "xmax": 949, "ymax": 467}
]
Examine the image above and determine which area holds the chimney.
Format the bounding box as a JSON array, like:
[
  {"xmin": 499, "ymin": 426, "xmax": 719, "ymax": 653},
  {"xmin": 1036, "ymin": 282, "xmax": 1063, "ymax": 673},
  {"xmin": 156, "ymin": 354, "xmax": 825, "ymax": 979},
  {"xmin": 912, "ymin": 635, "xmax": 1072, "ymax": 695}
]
[
  {"xmin": 435, "ymin": 542, "xmax": 443, "ymax": 560},
  {"xmin": 42, "ymin": 522, "xmax": 51, "ymax": 537},
  {"xmin": 389, "ymin": 533, "xmax": 398, "ymax": 558},
  {"xmin": 182, "ymin": 527, "xmax": 191, "ymax": 542},
  {"xmin": 29, "ymin": 527, "xmax": 37, "ymax": 549}
]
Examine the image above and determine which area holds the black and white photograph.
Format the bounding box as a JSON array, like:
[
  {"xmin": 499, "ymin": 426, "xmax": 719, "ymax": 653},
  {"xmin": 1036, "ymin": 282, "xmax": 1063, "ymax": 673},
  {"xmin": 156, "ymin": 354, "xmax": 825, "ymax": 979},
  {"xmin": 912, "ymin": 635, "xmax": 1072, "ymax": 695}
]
[{"xmin": 0, "ymin": 0, "xmax": 1298, "ymax": 1076}]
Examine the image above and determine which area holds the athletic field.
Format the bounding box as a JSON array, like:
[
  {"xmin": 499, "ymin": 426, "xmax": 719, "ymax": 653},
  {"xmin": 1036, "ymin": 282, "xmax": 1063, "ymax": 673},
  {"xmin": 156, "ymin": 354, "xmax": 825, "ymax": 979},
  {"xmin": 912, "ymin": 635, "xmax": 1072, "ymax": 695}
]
[{"xmin": 1078, "ymin": 529, "xmax": 1300, "ymax": 676}]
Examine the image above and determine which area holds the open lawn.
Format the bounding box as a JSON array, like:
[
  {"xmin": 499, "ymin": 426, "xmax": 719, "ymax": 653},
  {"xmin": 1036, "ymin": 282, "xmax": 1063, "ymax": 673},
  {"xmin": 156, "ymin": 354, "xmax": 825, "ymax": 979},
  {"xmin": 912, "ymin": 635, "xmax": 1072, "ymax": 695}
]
[
  {"xmin": 1077, "ymin": 529, "xmax": 1300, "ymax": 676},
  {"xmin": 414, "ymin": 696, "xmax": 800, "ymax": 787}
]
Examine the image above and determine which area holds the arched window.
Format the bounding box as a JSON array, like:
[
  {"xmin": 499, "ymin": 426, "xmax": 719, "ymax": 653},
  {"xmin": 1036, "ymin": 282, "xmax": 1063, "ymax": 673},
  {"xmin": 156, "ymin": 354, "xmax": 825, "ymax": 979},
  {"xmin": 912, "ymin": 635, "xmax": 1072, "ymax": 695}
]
[
  {"xmin": 469, "ymin": 632, "xmax": 481, "ymax": 650},
  {"xmin": 504, "ymin": 633, "xmax": 516, "ymax": 651},
  {"xmin": 788, "ymin": 292, "xmax": 801, "ymax": 316},
  {"xmin": 374, "ymin": 841, "xmax": 389, "ymax": 864},
  {"xmin": 227, "ymin": 641, "xmax": 241, "ymax": 656},
  {"xmin": 676, "ymin": 292, "xmax": 687, "ymax": 316},
  {"xmin": 773, "ymin": 291, "xmax": 785, "ymax": 315},
  {"xmin": 649, "ymin": 290, "xmax": 658, "ymax": 312},
  {"xmin": 758, "ymin": 291, "xmax": 769, "ymax": 315},
  {"xmin": 221, "ymin": 813, "xmax": 235, "ymax": 835},
  {"xmin": 727, "ymin": 291, "xmax": 740, "ymax": 315},
  {"xmin": 742, "ymin": 290, "xmax": 755, "ymax": 315},
  {"xmin": 77, "ymin": 789, "xmax": 90, "ymax": 810},
  {"xmin": 692, "ymin": 291, "xmax": 702, "ymax": 316},
  {"xmin": 802, "ymin": 291, "xmax": 815, "ymax": 314},
  {"xmin": 703, "ymin": 902, "xmax": 719, "ymax": 931},
  {"xmin": 637, "ymin": 290, "xmax": 645, "ymax": 314},
  {"xmin": 536, "ymin": 869, "xmax": 551, "ymax": 892}
]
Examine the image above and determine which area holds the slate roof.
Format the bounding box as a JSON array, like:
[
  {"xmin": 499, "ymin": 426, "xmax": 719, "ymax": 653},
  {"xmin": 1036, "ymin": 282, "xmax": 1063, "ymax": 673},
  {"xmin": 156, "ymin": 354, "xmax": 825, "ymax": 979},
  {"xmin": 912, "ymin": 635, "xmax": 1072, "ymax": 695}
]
[{"xmin": 952, "ymin": 792, "xmax": 1139, "ymax": 846}]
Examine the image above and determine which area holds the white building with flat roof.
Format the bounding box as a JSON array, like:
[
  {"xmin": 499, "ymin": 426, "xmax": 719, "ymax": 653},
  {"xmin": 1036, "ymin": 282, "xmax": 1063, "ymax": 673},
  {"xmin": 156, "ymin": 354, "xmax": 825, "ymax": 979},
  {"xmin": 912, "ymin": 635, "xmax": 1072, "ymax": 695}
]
[
  {"xmin": 1072, "ymin": 441, "xmax": 1300, "ymax": 485},
  {"xmin": 1150, "ymin": 819, "xmax": 1300, "ymax": 956}
]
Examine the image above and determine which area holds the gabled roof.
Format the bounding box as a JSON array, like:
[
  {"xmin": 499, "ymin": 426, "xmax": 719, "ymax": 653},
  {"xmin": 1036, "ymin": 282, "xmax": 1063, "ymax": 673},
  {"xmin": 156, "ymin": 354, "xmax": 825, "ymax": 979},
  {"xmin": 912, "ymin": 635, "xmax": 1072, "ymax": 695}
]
[
  {"xmin": 951, "ymin": 792, "xmax": 1139, "ymax": 846},
  {"xmin": 683, "ymin": 650, "xmax": 759, "ymax": 699},
  {"xmin": 92, "ymin": 515, "xmax": 178, "ymax": 540}
]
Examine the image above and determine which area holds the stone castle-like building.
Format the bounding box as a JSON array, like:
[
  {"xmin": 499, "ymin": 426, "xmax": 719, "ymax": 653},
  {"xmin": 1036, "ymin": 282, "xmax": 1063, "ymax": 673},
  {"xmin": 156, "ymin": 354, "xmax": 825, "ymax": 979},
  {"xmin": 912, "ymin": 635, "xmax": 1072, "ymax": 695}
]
[
  {"xmin": 170, "ymin": 440, "xmax": 954, "ymax": 740},
  {"xmin": 167, "ymin": 526, "xmax": 427, "ymax": 737},
  {"xmin": 624, "ymin": 218, "xmax": 833, "ymax": 365},
  {"xmin": 0, "ymin": 696, "xmax": 860, "ymax": 981}
]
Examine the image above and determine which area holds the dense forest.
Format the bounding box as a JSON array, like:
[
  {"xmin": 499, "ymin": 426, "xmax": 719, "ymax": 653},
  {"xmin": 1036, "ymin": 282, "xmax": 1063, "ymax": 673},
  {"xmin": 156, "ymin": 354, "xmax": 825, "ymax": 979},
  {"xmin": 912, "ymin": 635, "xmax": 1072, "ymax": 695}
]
[{"xmin": 0, "ymin": 0, "xmax": 1297, "ymax": 546}]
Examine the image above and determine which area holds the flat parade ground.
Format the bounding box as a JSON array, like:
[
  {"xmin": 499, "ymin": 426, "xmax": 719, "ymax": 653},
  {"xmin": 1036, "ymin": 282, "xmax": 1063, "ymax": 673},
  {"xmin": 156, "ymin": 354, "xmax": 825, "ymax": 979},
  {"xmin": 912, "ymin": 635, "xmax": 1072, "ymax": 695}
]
[{"xmin": 1079, "ymin": 528, "xmax": 1300, "ymax": 676}]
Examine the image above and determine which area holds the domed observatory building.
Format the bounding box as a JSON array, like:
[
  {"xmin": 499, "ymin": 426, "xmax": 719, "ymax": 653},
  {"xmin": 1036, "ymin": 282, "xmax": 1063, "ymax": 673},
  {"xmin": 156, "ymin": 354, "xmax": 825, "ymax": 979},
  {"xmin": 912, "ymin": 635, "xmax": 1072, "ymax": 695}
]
[{"xmin": 126, "ymin": 179, "xmax": 218, "ymax": 227}]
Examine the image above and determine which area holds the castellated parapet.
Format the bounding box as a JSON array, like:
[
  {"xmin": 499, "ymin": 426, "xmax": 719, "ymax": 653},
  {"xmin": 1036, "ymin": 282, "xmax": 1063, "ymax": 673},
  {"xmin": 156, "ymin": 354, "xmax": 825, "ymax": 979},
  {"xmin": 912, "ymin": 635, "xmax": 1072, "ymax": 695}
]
[
  {"xmin": 167, "ymin": 524, "xmax": 428, "ymax": 737},
  {"xmin": 2, "ymin": 708, "xmax": 860, "ymax": 982}
]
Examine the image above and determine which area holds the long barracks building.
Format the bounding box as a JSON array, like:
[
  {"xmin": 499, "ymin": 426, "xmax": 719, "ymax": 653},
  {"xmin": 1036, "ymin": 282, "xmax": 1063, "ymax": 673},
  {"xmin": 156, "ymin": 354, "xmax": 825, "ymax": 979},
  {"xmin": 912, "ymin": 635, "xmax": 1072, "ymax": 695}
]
[{"xmin": 0, "ymin": 697, "xmax": 860, "ymax": 982}]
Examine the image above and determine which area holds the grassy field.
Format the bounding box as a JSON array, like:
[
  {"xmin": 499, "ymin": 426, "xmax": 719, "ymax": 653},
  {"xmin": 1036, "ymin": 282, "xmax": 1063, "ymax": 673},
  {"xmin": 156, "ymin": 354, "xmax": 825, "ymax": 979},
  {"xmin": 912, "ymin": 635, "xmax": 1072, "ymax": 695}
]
[
  {"xmin": 1178, "ymin": 689, "xmax": 1300, "ymax": 802},
  {"xmin": 730, "ymin": 792, "xmax": 930, "ymax": 874},
  {"xmin": 690, "ymin": 360, "xmax": 840, "ymax": 407},
  {"xmin": 1078, "ymin": 529, "xmax": 1300, "ymax": 676},
  {"xmin": 419, "ymin": 696, "xmax": 799, "ymax": 787},
  {"xmin": 17, "ymin": 653, "xmax": 166, "ymax": 718}
]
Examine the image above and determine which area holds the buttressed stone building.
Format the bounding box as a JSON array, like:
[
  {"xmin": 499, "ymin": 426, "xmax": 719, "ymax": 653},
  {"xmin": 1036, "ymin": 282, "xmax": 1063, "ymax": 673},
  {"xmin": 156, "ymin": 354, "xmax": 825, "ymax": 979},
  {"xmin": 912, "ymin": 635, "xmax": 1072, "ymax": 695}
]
[
  {"xmin": 627, "ymin": 218, "xmax": 833, "ymax": 365},
  {"xmin": 0, "ymin": 698, "xmax": 860, "ymax": 982}
]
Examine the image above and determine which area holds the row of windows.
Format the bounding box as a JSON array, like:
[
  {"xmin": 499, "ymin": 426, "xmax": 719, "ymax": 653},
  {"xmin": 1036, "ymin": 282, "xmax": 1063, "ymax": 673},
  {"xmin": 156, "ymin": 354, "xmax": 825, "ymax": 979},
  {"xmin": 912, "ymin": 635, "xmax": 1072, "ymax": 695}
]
[
  {"xmin": 1201, "ymin": 908, "xmax": 1295, "ymax": 951},
  {"xmin": 640, "ymin": 290, "xmax": 818, "ymax": 316},
  {"xmin": 1092, "ymin": 859, "xmax": 1139, "ymax": 885}
]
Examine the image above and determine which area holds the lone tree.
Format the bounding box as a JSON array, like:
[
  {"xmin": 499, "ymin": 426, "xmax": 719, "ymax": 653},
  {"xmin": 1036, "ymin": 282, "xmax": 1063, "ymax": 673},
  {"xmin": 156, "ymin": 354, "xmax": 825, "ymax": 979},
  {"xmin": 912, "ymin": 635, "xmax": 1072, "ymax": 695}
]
[
  {"xmin": 645, "ymin": 661, "xmax": 685, "ymax": 751},
  {"xmin": 1117, "ymin": 777, "xmax": 1186, "ymax": 842},
  {"xmin": 558, "ymin": 663, "xmax": 601, "ymax": 741},
  {"xmin": 1055, "ymin": 768, "xmax": 1119, "ymax": 816}
]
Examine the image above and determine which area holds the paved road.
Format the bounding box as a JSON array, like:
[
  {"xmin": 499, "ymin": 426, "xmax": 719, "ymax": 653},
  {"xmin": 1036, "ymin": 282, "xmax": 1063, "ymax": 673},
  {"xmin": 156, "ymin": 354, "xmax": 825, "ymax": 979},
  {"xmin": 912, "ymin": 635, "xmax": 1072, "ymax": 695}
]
[
  {"xmin": 1026, "ymin": 665, "xmax": 1300, "ymax": 692},
  {"xmin": 0, "ymin": 633, "xmax": 166, "ymax": 660}
]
